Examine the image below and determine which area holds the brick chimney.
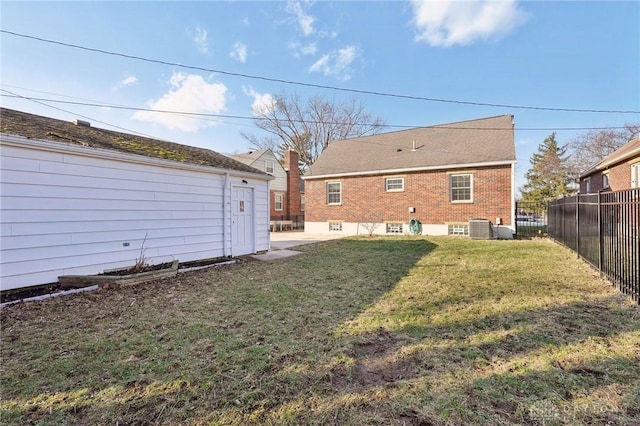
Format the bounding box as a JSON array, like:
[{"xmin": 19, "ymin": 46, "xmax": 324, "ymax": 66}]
[{"xmin": 284, "ymin": 149, "xmax": 302, "ymax": 218}]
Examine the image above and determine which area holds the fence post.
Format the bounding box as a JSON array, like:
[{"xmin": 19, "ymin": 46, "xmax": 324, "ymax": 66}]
[
  {"xmin": 576, "ymin": 194, "xmax": 580, "ymax": 258},
  {"xmin": 598, "ymin": 191, "xmax": 603, "ymax": 276}
]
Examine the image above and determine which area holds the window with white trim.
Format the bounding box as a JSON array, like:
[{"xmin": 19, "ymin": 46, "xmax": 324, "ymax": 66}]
[
  {"xmin": 448, "ymin": 224, "xmax": 469, "ymax": 236},
  {"xmin": 329, "ymin": 221, "xmax": 342, "ymax": 231},
  {"xmin": 602, "ymin": 172, "xmax": 610, "ymax": 188},
  {"xmin": 386, "ymin": 223, "xmax": 403, "ymax": 234},
  {"xmin": 274, "ymin": 194, "xmax": 283, "ymax": 211},
  {"xmin": 265, "ymin": 160, "xmax": 275, "ymax": 174},
  {"xmin": 450, "ymin": 174, "xmax": 472, "ymax": 202},
  {"xmin": 327, "ymin": 182, "xmax": 342, "ymax": 205},
  {"xmin": 585, "ymin": 177, "xmax": 592, "ymax": 193},
  {"xmin": 385, "ymin": 177, "xmax": 404, "ymax": 192}
]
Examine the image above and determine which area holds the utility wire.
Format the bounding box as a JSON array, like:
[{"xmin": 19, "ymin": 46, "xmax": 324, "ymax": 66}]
[
  {"xmin": 2, "ymin": 93, "xmax": 635, "ymax": 132},
  {"xmin": 0, "ymin": 89, "xmax": 161, "ymax": 139},
  {"xmin": 3, "ymin": 30, "xmax": 639, "ymax": 115}
]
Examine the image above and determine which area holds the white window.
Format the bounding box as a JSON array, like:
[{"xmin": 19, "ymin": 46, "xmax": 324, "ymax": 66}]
[
  {"xmin": 448, "ymin": 224, "xmax": 469, "ymax": 236},
  {"xmin": 329, "ymin": 222, "xmax": 342, "ymax": 231},
  {"xmin": 385, "ymin": 177, "xmax": 404, "ymax": 192},
  {"xmin": 327, "ymin": 182, "xmax": 342, "ymax": 205},
  {"xmin": 632, "ymin": 163, "xmax": 639, "ymax": 188},
  {"xmin": 450, "ymin": 174, "xmax": 472, "ymax": 202},
  {"xmin": 265, "ymin": 160, "xmax": 275, "ymax": 174},
  {"xmin": 274, "ymin": 194, "xmax": 283, "ymax": 211},
  {"xmin": 386, "ymin": 223, "xmax": 403, "ymax": 234},
  {"xmin": 585, "ymin": 177, "xmax": 592, "ymax": 193},
  {"xmin": 602, "ymin": 172, "xmax": 610, "ymax": 188}
]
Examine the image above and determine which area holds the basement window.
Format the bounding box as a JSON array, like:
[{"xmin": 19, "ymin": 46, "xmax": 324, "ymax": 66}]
[
  {"xmin": 386, "ymin": 222, "xmax": 403, "ymax": 234},
  {"xmin": 448, "ymin": 223, "xmax": 469, "ymax": 236},
  {"xmin": 329, "ymin": 221, "xmax": 343, "ymax": 232}
]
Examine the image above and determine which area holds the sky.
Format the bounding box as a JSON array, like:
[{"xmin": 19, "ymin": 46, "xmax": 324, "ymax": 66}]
[{"xmin": 1, "ymin": 1, "xmax": 639, "ymax": 192}]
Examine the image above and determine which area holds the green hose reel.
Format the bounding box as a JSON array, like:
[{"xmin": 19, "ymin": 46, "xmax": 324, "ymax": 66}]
[{"xmin": 409, "ymin": 218, "xmax": 422, "ymax": 235}]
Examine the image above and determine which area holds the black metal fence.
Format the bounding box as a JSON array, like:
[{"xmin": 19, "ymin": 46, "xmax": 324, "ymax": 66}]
[
  {"xmin": 548, "ymin": 189, "xmax": 639, "ymax": 303},
  {"xmin": 515, "ymin": 201, "xmax": 548, "ymax": 239}
]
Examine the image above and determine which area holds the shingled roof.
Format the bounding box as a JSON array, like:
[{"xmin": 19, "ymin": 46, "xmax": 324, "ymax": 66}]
[
  {"xmin": 579, "ymin": 138, "xmax": 640, "ymax": 178},
  {"xmin": 306, "ymin": 115, "xmax": 516, "ymax": 178},
  {"xmin": 229, "ymin": 149, "xmax": 270, "ymax": 166},
  {"xmin": 0, "ymin": 108, "xmax": 267, "ymax": 176}
]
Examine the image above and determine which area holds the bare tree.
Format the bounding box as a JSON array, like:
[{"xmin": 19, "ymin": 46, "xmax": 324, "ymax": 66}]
[
  {"xmin": 241, "ymin": 92, "xmax": 386, "ymax": 170},
  {"xmin": 567, "ymin": 123, "xmax": 640, "ymax": 179}
]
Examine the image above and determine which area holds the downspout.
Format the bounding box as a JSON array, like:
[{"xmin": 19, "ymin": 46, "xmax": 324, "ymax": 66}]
[{"xmin": 223, "ymin": 172, "xmax": 230, "ymax": 257}]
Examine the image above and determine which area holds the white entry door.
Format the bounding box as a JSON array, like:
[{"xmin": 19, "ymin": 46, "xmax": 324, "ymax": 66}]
[{"xmin": 231, "ymin": 186, "xmax": 255, "ymax": 256}]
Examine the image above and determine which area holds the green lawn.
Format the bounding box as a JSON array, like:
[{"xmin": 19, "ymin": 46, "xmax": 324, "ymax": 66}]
[{"xmin": 1, "ymin": 237, "xmax": 638, "ymax": 425}]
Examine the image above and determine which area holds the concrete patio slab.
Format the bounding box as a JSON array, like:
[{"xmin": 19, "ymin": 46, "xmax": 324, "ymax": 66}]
[
  {"xmin": 251, "ymin": 249, "xmax": 302, "ymax": 261},
  {"xmin": 251, "ymin": 231, "xmax": 344, "ymax": 261}
]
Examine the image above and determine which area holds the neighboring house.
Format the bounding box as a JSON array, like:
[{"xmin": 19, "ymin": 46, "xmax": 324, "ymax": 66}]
[
  {"xmin": 579, "ymin": 138, "xmax": 640, "ymax": 193},
  {"xmin": 303, "ymin": 115, "xmax": 517, "ymax": 238},
  {"xmin": 231, "ymin": 148, "xmax": 304, "ymax": 228},
  {"xmin": 0, "ymin": 108, "xmax": 273, "ymax": 291}
]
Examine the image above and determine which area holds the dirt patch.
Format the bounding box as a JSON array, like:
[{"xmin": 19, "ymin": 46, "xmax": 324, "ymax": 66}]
[
  {"xmin": 1, "ymin": 258, "xmax": 232, "ymax": 304},
  {"xmin": 100, "ymin": 261, "xmax": 176, "ymax": 276},
  {"xmin": 0, "ymin": 282, "xmax": 61, "ymax": 303},
  {"xmin": 335, "ymin": 329, "xmax": 421, "ymax": 389}
]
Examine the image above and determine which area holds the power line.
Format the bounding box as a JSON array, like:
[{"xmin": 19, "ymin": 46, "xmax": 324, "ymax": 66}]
[
  {"xmin": 0, "ymin": 89, "xmax": 161, "ymax": 139},
  {"xmin": 3, "ymin": 29, "xmax": 639, "ymax": 115},
  {"xmin": 2, "ymin": 93, "xmax": 635, "ymax": 132},
  {"xmin": 0, "ymin": 87, "xmax": 257, "ymax": 130}
]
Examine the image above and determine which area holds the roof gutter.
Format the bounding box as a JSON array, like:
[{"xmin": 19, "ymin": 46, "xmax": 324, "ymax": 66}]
[
  {"xmin": 303, "ymin": 159, "xmax": 517, "ymax": 180},
  {"xmin": 1, "ymin": 134, "xmax": 275, "ymax": 181},
  {"xmin": 579, "ymin": 145, "xmax": 640, "ymax": 178},
  {"xmin": 596, "ymin": 146, "xmax": 640, "ymax": 170}
]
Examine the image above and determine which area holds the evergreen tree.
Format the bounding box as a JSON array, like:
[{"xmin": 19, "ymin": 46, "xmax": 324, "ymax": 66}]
[{"xmin": 520, "ymin": 133, "xmax": 573, "ymax": 203}]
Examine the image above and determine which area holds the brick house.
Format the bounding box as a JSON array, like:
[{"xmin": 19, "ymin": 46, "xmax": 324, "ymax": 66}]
[
  {"xmin": 578, "ymin": 138, "xmax": 640, "ymax": 193},
  {"xmin": 231, "ymin": 148, "xmax": 304, "ymax": 228},
  {"xmin": 302, "ymin": 115, "xmax": 517, "ymax": 238}
]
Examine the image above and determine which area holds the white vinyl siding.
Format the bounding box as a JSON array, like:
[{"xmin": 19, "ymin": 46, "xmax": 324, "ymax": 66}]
[
  {"xmin": 450, "ymin": 174, "xmax": 473, "ymax": 202},
  {"xmin": 327, "ymin": 182, "xmax": 342, "ymax": 205},
  {"xmin": 385, "ymin": 177, "xmax": 404, "ymax": 192},
  {"xmin": 254, "ymin": 152, "xmax": 286, "ymax": 192},
  {"xmin": 0, "ymin": 140, "xmax": 270, "ymax": 290}
]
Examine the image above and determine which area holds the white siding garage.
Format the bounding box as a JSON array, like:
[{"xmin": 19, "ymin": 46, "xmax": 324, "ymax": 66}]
[{"xmin": 0, "ymin": 109, "xmax": 272, "ymax": 291}]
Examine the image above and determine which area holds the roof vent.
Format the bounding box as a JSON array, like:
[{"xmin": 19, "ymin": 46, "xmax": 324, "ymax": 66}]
[
  {"xmin": 73, "ymin": 119, "xmax": 91, "ymax": 127},
  {"xmin": 412, "ymin": 140, "xmax": 417, "ymax": 151}
]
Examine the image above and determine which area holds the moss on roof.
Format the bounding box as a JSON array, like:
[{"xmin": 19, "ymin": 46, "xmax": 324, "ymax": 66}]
[{"xmin": 0, "ymin": 108, "xmax": 266, "ymax": 175}]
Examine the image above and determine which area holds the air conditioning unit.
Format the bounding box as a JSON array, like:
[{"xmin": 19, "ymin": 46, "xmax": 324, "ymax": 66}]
[{"xmin": 469, "ymin": 219, "xmax": 493, "ymax": 240}]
